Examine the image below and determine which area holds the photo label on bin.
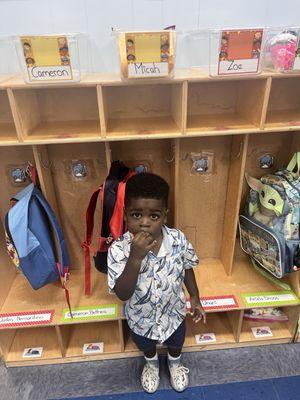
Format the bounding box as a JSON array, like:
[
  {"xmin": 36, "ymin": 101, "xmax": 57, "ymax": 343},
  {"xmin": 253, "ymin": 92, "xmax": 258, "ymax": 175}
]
[
  {"xmin": 61, "ymin": 305, "xmax": 118, "ymax": 322},
  {"xmin": 124, "ymin": 32, "xmax": 173, "ymax": 78},
  {"xmin": 242, "ymin": 291, "xmax": 299, "ymax": 307},
  {"xmin": 0, "ymin": 310, "xmax": 54, "ymax": 328},
  {"xmin": 218, "ymin": 29, "xmax": 263, "ymax": 75},
  {"xmin": 20, "ymin": 35, "xmax": 73, "ymax": 82}
]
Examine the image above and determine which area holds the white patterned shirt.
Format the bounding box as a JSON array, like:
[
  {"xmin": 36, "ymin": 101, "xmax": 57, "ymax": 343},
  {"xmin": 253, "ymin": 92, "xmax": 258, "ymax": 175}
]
[{"xmin": 107, "ymin": 225, "xmax": 199, "ymax": 343}]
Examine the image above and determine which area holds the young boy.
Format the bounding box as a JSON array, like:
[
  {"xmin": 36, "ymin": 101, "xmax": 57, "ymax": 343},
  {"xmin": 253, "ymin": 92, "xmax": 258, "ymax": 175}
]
[{"xmin": 108, "ymin": 173, "xmax": 205, "ymax": 393}]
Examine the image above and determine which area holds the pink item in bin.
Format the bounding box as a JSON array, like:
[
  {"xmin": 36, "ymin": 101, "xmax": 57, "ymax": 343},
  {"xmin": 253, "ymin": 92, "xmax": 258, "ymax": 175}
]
[
  {"xmin": 244, "ymin": 307, "xmax": 288, "ymax": 323},
  {"xmin": 269, "ymin": 30, "xmax": 298, "ymax": 72}
]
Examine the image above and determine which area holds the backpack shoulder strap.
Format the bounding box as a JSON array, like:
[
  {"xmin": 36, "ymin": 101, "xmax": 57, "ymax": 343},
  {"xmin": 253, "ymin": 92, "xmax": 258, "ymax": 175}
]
[
  {"xmin": 110, "ymin": 170, "xmax": 135, "ymax": 239},
  {"xmin": 82, "ymin": 184, "xmax": 104, "ymax": 296},
  {"xmin": 33, "ymin": 187, "xmax": 72, "ymax": 316},
  {"xmin": 287, "ymin": 152, "xmax": 300, "ymax": 175}
]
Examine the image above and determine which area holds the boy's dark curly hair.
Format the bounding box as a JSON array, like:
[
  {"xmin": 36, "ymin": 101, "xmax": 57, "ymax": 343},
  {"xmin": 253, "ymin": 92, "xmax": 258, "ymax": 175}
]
[{"xmin": 125, "ymin": 172, "xmax": 169, "ymax": 207}]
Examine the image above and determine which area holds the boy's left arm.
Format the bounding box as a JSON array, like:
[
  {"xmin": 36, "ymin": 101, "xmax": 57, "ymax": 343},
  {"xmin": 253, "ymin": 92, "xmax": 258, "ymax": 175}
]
[{"xmin": 184, "ymin": 268, "xmax": 206, "ymax": 324}]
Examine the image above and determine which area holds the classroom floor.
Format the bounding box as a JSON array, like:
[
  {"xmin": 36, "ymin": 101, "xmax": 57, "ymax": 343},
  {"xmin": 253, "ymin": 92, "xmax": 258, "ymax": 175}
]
[
  {"xmin": 65, "ymin": 375, "xmax": 300, "ymax": 400},
  {"xmin": 0, "ymin": 343, "xmax": 299, "ymax": 400}
]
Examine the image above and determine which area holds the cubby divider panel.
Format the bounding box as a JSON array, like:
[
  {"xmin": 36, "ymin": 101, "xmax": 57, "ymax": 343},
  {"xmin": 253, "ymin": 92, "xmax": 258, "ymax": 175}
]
[
  {"xmin": 0, "ymin": 90, "xmax": 18, "ymax": 142},
  {"xmin": 123, "ymin": 320, "xmax": 139, "ymax": 353}
]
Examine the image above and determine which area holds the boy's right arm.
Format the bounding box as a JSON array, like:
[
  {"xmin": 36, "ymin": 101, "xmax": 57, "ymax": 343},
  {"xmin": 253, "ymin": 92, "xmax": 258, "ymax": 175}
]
[{"xmin": 114, "ymin": 231, "xmax": 156, "ymax": 301}]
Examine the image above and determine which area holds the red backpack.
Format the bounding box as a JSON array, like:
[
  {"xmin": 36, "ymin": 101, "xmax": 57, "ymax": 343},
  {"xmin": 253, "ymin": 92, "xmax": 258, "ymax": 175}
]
[{"xmin": 82, "ymin": 161, "xmax": 135, "ymax": 295}]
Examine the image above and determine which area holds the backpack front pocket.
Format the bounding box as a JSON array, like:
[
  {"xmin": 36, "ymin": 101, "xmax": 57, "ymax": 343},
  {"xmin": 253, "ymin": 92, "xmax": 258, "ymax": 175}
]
[{"xmin": 239, "ymin": 215, "xmax": 285, "ymax": 278}]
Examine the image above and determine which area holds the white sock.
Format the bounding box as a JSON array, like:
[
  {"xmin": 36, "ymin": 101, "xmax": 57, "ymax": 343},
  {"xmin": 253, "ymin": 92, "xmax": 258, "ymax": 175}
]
[
  {"xmin": 145, "ymin": 353, "xmax": 158, "ymax": 363},
  {"xmin": 168, "ymin": 353, "xmax": 181, "ymax": 363}
]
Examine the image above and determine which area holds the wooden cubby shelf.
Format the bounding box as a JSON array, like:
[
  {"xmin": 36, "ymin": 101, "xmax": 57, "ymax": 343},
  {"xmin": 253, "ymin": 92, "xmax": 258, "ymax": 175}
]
[
  {"xmin": 0, "ymin": 72, "xmax": 299, "ymax": 367},
  {"xmin": 11, "ymin": 86, "xmax": 101, "ymax": 142},
  {"xmin": 1, "ymin": 327, "xmax": 62, "ymax": 367},
  {"xmin": 240, "ymin": 305, "xmax": 300, "ymax": 345},
  {"xmin": 184, "ymin": 312, "xmax": 237, "ymax": 349},
  {"xmin": 101, "ymin": 83, "xmax": 183, "ymax": 138},
  {"xmin": 60, "ymin": 321, "xmax": 122, "ymax": 359},
  {"xmin": 186, "ymin": 78, "xmax": 267, "ymax": 134},
  {"xmin": 265, "ymin": 76, "xmax": 300, "ymax": 130}
]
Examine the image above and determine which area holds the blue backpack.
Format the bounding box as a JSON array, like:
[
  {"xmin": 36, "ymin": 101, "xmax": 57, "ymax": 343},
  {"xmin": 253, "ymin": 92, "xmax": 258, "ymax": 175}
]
[{"xmin": 5, "ymin": 174, "xmax": 72, "ymax": 313}]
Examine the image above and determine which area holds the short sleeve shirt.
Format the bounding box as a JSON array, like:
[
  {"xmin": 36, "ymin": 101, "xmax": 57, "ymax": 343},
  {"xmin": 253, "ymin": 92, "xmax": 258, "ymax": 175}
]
[{"xmin": 107, "ymin": 225, "xmax": 199, "ymax": 343}]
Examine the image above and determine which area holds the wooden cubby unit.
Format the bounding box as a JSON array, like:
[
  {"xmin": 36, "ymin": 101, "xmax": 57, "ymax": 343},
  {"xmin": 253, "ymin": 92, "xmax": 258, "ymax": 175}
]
[
  {"xmin": 11, "ymin": 86, "xmax": 101, "ymax": 142},
  {"xmin": 265, "ymin": 76, "xmax": 300, "ymax": 130},
  {"xmin": 0, "ymin": 71, "xmax": 299, "ymax": 367},
  {"xmin": 101, "ymin": 82, "xmax": 183, "ymax": 138},
  {"xmin": 186, "ymin": 78, "xmax": 268, "ymax": 134}
]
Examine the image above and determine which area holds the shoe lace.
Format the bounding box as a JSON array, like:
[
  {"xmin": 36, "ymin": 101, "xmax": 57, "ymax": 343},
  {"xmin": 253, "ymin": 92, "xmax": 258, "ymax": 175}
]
[
  {"xmin": 171, "ymin": 364, "xmax": 189, "ymax": 380},
  {"xmin": 144, "ymin": 363, "xmax": 159, "ymax": 379}
]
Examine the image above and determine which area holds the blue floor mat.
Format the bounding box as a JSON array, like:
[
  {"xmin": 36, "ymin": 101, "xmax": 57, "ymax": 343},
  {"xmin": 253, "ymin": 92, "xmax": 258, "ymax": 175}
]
[{"xmin": 61, "ymin": 375, "xmax": 300, "ymax": 400}]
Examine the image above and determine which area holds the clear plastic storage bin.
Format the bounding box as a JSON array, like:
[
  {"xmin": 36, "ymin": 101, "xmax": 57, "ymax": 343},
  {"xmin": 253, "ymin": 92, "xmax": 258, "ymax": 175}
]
[
  {"xmin": 263, "ymin": 27, "xmax": 300, "ymax": 73},
  {"xmin": 117, "ymin": 30, "xmax": 176, "ymax": 79},
  {"xmin": 176, "ymin": 30, "xmax": 210, "ymax": 74},
  {"xmin": 209, "ymin": 28, "xmax": 265, "ymax": 77},
  {"xmin": 0, "ymin": 36, "xmax": 19, "ymax": 82},
  {"xmin": 14, "ymin": 33, "xmax": 85, "ymax": 84}
]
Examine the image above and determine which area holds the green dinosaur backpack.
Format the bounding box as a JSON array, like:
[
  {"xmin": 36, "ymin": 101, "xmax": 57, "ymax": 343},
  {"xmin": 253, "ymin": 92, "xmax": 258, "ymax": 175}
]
[{"xmin": 239, "ymin": 152, "xmax": 300, "ymax": 278}]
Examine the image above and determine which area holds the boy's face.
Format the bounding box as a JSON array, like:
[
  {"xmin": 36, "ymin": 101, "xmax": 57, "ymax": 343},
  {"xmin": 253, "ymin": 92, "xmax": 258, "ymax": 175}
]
[{"xmin": 125, "ymin": 197, "xmax": 167, "ymax": 240}]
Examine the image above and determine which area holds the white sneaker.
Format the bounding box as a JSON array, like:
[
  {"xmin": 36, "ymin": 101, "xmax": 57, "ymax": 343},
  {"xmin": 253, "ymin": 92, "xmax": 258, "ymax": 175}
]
[
  {"xmin": 141, "ymin": 362, "xmax": 160, "ymax": 393},
  {"xmin": 168, "ymin": 362, "xmax": 189, "ymax": 392}
]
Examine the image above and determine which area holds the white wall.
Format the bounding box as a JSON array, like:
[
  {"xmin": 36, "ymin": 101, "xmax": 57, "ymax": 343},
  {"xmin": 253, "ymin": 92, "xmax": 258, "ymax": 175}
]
[{"xmin": 1, "ymin": 0, "xmax": 300, "ymax": 74}]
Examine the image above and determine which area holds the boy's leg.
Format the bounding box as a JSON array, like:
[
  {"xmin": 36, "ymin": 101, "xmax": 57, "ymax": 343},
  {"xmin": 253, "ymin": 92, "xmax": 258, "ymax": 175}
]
[
  {"xmin": 164, "ymin": 320, "xmax": 189, "ymax": 392},
  {"xmin": 131, "ymin": 330, "xmax": 160, "ymax": 394}
]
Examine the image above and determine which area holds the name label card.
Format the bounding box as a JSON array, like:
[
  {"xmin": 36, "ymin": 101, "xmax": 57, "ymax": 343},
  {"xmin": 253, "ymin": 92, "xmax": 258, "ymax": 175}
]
[
  {"xmin": 218, "ymin": 29, "xmax": 263, "ymax": 75},
  {"xmin": 242, "ymin": 291, "xmax": 299, "ymax": 307},
  {"xmin": 0, "ymin": 310, "xmax": 54, "ymax": 328},
  {"xmin": 62, "ymin": 305, "xmax": 118, "ymax": 323},
  {"xmin": 201, "ymin": 295, "xmax": 239, "ymax": 311},
  {"xmin": 20, "ymin": 35, "xmax": 73, "ymax": 82},
  {"xmin": 128, "ymin": 62, "xmax": 168, "ymax": 77},
  {"xmin": 186, "ymin": 295, "xmax": 238, "ymax": 312},
  {"xmin": 123, "ymin": 31, "xmax": 173, "ymax": 78}
]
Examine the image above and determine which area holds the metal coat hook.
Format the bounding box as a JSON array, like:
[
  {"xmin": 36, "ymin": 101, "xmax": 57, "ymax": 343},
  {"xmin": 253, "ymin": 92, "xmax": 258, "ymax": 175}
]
[{"xmin": 165, "ymin": 143, "xmax": 175, "ymax": 163}]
